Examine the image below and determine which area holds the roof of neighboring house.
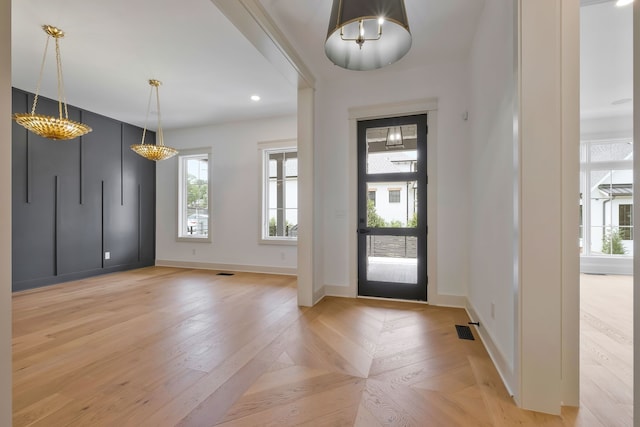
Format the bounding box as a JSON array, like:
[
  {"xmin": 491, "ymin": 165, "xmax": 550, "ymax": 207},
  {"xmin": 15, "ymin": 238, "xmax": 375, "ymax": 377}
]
[
  {"xmin": 597, "ymin": 183, "xmax": 633, "ymax": 197},
  {"xmin": 368, "ymin": 151, "xmax": 417, "ymax": 174}
]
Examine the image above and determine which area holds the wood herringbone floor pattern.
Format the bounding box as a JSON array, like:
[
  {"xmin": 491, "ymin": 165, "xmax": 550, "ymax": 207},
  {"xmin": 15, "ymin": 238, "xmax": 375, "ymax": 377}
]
[{"xmin": 13, "ymin": 267, "xmax": 589, "ymax": 426}]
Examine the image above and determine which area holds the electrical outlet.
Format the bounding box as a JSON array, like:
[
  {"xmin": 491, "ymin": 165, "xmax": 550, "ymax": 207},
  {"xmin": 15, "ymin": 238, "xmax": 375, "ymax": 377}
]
[
  {"xmin": 192, "ymin": 248, "xmax": 196, "ymax": 255},
  {"xmin": 491, "ymin": 302, "xmax": 495, "ymax": 319},
  {"xmin": 280, "ymin": 251, "xmax": 285, "ymax": 260},
  {"xmin": 104, "ymin": 251, "xmax": 111, "ymax": 260}
]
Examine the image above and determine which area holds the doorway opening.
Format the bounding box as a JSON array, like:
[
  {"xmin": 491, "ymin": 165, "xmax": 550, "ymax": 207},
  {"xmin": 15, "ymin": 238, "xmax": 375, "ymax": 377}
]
[{"xmin": 579, "ymin": 1, "xmax": 633, "ymax": 425}]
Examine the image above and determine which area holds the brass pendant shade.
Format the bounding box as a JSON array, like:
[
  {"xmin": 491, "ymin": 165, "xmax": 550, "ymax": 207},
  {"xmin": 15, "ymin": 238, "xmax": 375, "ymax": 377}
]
[
  {"xmin": 325, "ymin": 0, "xmax": 412, "ymax": 71},
  {"xmin": 13, "ymin": 25, "xmax": 92, "ymax": 140},
  {"xmin": 130, "ymin": 79, "xmax": 178, "ymax": 162}
]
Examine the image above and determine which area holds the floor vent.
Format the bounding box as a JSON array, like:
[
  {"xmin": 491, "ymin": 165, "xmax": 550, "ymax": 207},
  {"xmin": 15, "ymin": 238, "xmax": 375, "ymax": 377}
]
[
  {"xmin": 217, "ymin": 272, "xmax": 235, "ymax": 276},
  {"xmin": 455, "ymin": 325, "xmax": 475, "ymax": 340}
]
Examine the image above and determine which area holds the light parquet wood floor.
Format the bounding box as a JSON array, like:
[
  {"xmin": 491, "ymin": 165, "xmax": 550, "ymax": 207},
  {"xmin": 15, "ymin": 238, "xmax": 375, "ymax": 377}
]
[
  {"xmin": 12, "ymin": 267, "xmax": 607, "ymax": 426},
  {"xmin": 579, "ymin": 274, "xmax": 633, "ymax": 427}
]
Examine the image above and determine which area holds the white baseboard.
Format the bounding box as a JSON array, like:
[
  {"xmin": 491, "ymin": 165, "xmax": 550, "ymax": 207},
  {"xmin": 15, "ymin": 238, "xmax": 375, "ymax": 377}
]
[
  {"xmin": 580, "ymin": 256, "xmax": 633, "ymax": 275},
  {"xmin": 318, "ymin": 284, "xmax": 467, "ymax": 308},
  {"xmin": 155, "ymin": 260, "xmax": 297, "ymax": 276},
  {"xmin": 465, "ymin": 299, "xmax": 516, "ymax": 399},
  {"xmin": 429, "ymin": 293, "xmax": 467, "ymax": 308},
  {"xmin": 324, "ymin": 284, "xmax": 356, "ymax": 298},
  {"xmin": 313, "ymin": 286, "xmax": 326, "ymax": 305}
]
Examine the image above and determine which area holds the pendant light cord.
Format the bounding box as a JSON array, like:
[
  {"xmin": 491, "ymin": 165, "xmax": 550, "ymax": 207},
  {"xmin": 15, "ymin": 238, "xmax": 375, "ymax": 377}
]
[
  {"xmin": 30, "ymin": 36, "xmax": 50, "ymax": 116},
  {"xmin": 29, "ymin": 32, "xmax": 70, "ymax": 120},
  {"xmin": 155, "ymin": 83, "xmax": 164, "ymax": 147},
  {"xmin": 140, "ymin": 85, "xmax": 154, "ymax": 146},
  {"xmin": 54, "ymin": 37, "xmax": 70, "ymax": 120}
]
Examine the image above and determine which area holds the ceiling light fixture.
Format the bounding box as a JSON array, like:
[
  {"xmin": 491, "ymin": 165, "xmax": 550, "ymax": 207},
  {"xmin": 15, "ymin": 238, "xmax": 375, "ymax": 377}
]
[
  {"xmin": 385, "ymin": 126, "xmax": 404, "ymax": 149},
  {"xmin": 325, "ymin": 0, "xmax": 412, "ymax": 71},
  {"xmin": 251, "ymin": 95, "xmax": 261, "ymax": 101},
  {"xmin": 616, "ymin": 0, "xmax": 634, "ymax": 6},
  {"xmin": 13, "ymin": 25, "xmax": 92, "ymax": 140},
  {"xmin": 130, "ymin": 79, "xmax": 178, "ymax": 162}
]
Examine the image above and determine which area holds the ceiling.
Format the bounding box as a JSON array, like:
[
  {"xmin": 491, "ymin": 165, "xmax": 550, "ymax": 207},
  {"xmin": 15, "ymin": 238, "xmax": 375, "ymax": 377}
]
[
  {"xmin": 580, "ymin": 1, "xmax": 633, "ymax": 121},
  {"xmin": 11, "ymin": 0, "xmax": 298, "ymax": 130},
  {"xmin": 11, "ymin": 0, "xmax": 487, "ymax": 131},
  {"xmin": 11, "ymin": 0, "xmax": 633, "ymax": 130}
]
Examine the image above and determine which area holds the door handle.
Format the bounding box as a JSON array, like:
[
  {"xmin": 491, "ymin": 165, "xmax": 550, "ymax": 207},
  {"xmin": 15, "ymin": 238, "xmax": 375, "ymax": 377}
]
[{"xmin": 358, "ymin": 228, "xmax": 370, "ymax": 234}]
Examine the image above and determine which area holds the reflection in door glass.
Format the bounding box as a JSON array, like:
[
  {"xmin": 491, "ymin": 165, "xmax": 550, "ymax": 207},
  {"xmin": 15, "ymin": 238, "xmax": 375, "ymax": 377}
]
[
  {"xmin": 366, "ymin": 235, "xmax": 417, "ymax": 284},
  {"xmin": 366, "ymin": 124, "xmax": 418, "ymax": 174}
]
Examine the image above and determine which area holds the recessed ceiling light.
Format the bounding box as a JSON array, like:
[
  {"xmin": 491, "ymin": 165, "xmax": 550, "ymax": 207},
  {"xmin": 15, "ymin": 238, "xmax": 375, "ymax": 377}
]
[
  {"xmin": 616, "ymin": 0, "xmax": 634, "ymax": 6},
  {"xmin": 611, "ymin": 98, "xmax": 632, "ymax": 105},
  {"xmin": 250, "ymin": 95, "xmax": 261, "ymax": 102}
]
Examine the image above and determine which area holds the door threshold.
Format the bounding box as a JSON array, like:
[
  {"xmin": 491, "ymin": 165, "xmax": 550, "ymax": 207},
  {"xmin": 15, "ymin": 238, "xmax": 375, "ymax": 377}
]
[{"xmin": 356, "ymin": 295, "xmax": 429, "ymax": 305}]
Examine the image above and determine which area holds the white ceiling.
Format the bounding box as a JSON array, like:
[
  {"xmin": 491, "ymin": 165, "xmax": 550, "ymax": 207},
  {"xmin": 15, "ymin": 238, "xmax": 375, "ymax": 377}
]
[
  {"xmin": 11, "ymin": 0, "xmax": 633, "ymax": 130},
  {"xmin": 259, "ymin": 0, "xmax": 486, "ymax": 81},
  {"xmin": 11, "ymin": 0, "xmax": 488, "ymax": 130},
  {"xmin": 11, "ymin": 0, "xmax": 298, "ymax": 130},
  {"xmin": 580, "ymin": 1, "xmax": 633, "ymax": 121}
]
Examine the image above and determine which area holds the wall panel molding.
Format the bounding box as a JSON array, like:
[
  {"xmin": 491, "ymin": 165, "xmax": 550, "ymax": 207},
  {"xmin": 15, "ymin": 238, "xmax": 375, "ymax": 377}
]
[{"xmin": 11, "ymin": 87, "xmax": 156, "ymax": 291}]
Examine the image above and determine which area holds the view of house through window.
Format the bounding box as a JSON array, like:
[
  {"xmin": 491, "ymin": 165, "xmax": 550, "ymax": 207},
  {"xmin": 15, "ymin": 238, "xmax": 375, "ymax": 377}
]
[
  {"xmin": 580, "ymin": 139, "xmax": 633, "ymax": 256},
  {"xmin": 178, "ymin": 152, "xmax": 210, "ymax": 240},
  {"xmin": 263, "ymin": 147, "xmax": 297, "ymax": 241},
  {"xmin": 365, "ymin": 126, "xmax": 418, "ymax": 229}
]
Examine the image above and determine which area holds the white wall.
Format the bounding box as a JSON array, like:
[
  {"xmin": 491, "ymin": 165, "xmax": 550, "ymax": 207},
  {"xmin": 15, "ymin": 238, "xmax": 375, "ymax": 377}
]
[
  {"xmin": 156, "ymin": 115, "xmax": 298, "ymax": 272},
  {"xmin": 0, "ymin": 0, "xmax": 11, "ymax": 423},
  {"xmin": 316, "ymin": 59, "xmax": 471, "ymax": 298},
  {"xmin": 467, "ymin": 0, "xmax": 517, "ymax": 391}
]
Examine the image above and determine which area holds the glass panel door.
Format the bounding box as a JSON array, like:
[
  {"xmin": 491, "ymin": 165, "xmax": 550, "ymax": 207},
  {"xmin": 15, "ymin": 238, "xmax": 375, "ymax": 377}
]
[{"xmin": 357, "ymin": 114, "xmax": 427, "ymax": 300}]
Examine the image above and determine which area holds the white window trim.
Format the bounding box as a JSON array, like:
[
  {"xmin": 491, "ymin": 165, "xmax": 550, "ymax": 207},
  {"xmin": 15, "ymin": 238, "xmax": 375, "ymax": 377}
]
[
  {"xmin": 579, "ymin": 138, "xmax": 634, "ymax": 274},
  {"xmin": 177, "ymin": 147, "xmax": 212, "ymax": 243},
  {"xmin": 258, "ymin": 139, "xmax": 297, "ymax": 245}
]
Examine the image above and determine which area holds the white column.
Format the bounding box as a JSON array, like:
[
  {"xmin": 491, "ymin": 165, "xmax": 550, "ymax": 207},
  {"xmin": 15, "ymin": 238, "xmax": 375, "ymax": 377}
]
[
  {"xmin": 297, "ymin": 87, "xmax": 314, "ymax": 306},
  {"xmin": 518, "ymin": 0, "xmax": 578, "ymax": 414},
  {"xmin": 560, "ymin": 0, "xmax": 580, "ymax": 407},
  {"xmin": 0, "ymin": 0, "xmax": 12, "ymax": 423}
]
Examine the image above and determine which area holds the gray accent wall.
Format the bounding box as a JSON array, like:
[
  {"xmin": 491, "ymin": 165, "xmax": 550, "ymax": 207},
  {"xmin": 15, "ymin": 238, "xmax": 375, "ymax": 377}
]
[{"xmin": 12, "ymin": 87, "xmax": 156, "ymax": 291}]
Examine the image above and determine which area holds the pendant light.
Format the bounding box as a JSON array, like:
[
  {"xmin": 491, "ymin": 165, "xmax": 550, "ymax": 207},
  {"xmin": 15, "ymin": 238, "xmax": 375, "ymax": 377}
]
[
  {"xmin": 385, "ymin": 126, "xmax": 404, "ymax": 149},
  {"xmin": 13, "ymin": 25, "xmax": 92, "ymax": 140},
  {"xmin": 130, "ymin": 79, "xmax": 178, "ymax": 162},
  {"xmin": 325, "ymin": 0, "xmax": 412, "ymax": 71}
]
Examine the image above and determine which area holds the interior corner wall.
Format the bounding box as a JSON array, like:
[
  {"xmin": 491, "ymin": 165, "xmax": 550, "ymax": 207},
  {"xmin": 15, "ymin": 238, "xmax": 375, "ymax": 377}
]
[
  {"xmin": 11, "ymin": 88, "xmax": 156, "ymax": 292},
  {"xmin": 316, "ymin": 59, "xmax": 471, "ymax": 298},
  {"xmin": 467, "ymin": 0, "xmax": 517, "ymax": 392},
  {"xmin": 0, "ymin": 0, "xmax": 11, "ymax": 423},
  {"xmin": 157, "ymin": 116, "xmax": 298, "ymax": 271}
]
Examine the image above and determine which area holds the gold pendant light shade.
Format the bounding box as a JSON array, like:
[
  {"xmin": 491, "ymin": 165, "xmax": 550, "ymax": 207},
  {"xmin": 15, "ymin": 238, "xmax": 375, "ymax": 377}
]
[
  {"xmin": 130, "ymin": 79, "xmax": 178, "ymax": 162},
  {"xmin": 13, "ymin": 113, "xmax": 91, "ymax": 141},
  {"xmin": 130, "ymin": 144, "xmax": 178, "ymax": 162},
  {"xmin": 13, "ymin": 25, "xmax": 92, "ymax": 140}
]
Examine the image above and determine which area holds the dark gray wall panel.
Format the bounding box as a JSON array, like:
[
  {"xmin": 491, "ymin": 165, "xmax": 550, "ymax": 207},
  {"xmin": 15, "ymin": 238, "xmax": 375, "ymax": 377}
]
[
  {"xmin": 57, "ymin": 173, "xmax": 102, "ymax": 274},
  {"xmin": 123, "ymin": 123, "xmax": 156, "ymax": 264},
  {"xmin": 12, "ymin": 88, "xmax": 156, "ymax": 291},
  {"xmin": 11, "ymin": 90, "xmax": 33, "ymax": 283}
]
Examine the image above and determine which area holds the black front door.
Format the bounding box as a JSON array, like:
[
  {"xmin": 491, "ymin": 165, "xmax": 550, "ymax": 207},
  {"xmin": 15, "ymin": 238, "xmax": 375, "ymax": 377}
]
[{"xmin": 357, "ymin": 114, "xmax": 428, "ymax": 301}]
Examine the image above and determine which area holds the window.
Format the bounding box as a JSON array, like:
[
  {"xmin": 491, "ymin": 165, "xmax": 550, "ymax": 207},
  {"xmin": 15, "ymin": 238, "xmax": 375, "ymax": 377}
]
[
  {"xmin": 368, "ymin": 190, "xmax": 376, "ymax": 206},
  {"xmin": 619, "ymin": 204, "xmax": 633, "ymax": 240},
  {"xmin": 580, "ymin": 139, "xmax": 633, "ymax": 256},
  {"xmin": 388, "ymin": 189, "xmax": 401, "ymax": 203},
  {"xmin": 259, "ymin": 141, "xmax": 297, "ymax": 243},
  {"xmin": 178, "ymin": 149, "xmax": 211, "ymax": 241}
]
